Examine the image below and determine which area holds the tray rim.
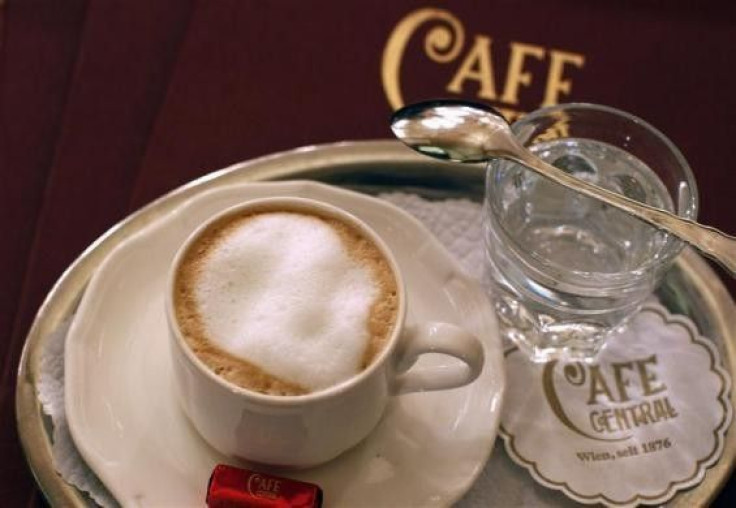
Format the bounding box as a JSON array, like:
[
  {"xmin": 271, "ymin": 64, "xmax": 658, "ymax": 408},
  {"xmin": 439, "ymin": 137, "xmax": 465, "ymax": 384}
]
[{"xmin": 16, "ymin": 139, "xmax": 736, "ymax": 506}]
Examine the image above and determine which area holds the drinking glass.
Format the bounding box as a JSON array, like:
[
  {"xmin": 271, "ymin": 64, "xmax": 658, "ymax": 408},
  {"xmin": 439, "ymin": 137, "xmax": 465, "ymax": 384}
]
[{"xmin": 483, "ymin": 103, "xmax": 698, "ymax": 362}]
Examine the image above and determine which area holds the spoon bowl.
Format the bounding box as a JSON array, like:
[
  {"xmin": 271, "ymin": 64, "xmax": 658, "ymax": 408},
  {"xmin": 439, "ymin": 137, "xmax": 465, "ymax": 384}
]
[{"xmin": 390, "ymin": 99, "xmax": 521, "ymax": 163}]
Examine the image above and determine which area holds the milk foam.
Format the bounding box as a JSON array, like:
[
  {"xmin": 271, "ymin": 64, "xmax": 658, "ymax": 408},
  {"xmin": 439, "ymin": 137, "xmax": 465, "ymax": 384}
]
[{"xmin": 193, "ymin": 212, "xmax": 380, "ymax": 391}]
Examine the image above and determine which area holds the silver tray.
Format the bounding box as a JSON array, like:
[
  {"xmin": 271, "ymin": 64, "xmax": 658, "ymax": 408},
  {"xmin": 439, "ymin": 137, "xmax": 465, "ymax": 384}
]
[{"xmin": 16, "ymin": 140, "xmax": 736, "ymax": 506}]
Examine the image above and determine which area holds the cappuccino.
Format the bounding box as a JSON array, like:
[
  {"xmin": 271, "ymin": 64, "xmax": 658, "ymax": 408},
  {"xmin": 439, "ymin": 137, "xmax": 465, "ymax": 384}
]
[{"xmin": 174, "ymin": 206, "xmax": 398, "ymax": 396}]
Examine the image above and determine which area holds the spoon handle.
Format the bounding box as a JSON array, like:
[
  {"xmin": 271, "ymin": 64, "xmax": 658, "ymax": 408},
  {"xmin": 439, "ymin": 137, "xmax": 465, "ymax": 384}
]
[{"xmin": 513, "ymin": 150, "xmax": 736, "ymax": 276}]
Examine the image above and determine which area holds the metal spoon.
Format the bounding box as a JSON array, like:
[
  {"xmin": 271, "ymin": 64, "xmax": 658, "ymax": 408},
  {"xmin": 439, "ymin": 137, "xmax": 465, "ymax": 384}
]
[{"xmin": 390, "ymin": 99, "xmax": 736, "ymax": 276}]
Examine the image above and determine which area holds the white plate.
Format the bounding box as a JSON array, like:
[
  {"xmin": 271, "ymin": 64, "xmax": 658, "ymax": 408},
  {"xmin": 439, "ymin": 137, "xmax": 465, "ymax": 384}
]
[{"xmin": 64, "ymin": 181, "xmax": 505, "ymax": 507}]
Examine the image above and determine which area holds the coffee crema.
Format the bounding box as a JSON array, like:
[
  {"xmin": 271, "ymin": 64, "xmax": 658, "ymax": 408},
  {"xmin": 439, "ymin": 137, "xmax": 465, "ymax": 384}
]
[{"xmin": 174, "ymin": 208, "xmax": 398, "ymax": 396}]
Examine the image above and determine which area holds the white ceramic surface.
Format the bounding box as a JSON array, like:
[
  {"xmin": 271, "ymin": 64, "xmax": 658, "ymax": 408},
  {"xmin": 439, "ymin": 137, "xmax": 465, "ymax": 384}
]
[
  {"xmin": 166, "ymin": 196, "xmax": 485, "ymax": 468},
  {"xmin": 64, "ymin": 181, "xmax": 505, "ymax": 507}
]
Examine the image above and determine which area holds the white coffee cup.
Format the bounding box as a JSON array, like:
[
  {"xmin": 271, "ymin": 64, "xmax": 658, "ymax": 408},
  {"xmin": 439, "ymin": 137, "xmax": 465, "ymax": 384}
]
[{"xmin": 166, "ymin": 197, "xmax": 484, "ymax": 467}]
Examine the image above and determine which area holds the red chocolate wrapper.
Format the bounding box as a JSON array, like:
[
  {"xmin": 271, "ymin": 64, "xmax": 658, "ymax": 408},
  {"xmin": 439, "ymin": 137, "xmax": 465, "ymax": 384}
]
[{"xmin": 207, "ymin": 464, "xmax": 323, "ymax": 508}]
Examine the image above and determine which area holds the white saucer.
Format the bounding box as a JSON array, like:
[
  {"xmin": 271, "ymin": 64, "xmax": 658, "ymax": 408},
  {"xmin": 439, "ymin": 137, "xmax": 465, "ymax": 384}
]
[{"xmin": 64, "ymin": 181, "xmax": 505, "ymax": 507}]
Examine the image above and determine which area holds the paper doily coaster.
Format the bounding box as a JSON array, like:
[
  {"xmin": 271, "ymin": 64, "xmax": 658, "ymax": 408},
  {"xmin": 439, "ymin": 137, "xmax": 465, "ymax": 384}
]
[{"xmin": 500, "ymin": 302, "xmax": 732, "ymax": 506}]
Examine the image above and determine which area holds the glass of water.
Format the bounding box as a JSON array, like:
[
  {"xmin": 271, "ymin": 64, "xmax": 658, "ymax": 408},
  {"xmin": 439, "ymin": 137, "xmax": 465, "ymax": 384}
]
[{"xmin": 484, "ymin": 103, "xmax": 698, "ymax": 362}]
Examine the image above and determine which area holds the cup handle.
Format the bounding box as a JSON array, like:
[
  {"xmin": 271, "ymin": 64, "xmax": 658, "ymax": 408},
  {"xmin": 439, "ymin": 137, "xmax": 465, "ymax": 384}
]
[{"xmin": 391, "ymin": 322, "xmax": 484, "ymax": 395}]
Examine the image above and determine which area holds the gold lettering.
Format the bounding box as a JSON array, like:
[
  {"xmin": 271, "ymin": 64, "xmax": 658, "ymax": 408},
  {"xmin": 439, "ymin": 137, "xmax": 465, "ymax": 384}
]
[
  {"xmin": 587, "ymin": 365, "xmax": 615, "ymax": 404},
  {"xmin": 589, "ymin": 410, "xmax": 615, "ymax": 433},
  {"xmin": 381, "ymin": 8, "xmax": 465, "ymax": 109},
  {"xmin": 630, "ymin": 404, "xmax": 646, "ymax": 426},
  {"xmin": 500, "ymin": 42, "xmax": 545, "ymax": 105},
  {"xmin": 589, "ymin": 410, "xmax": 601, "ymax": 432},
  {"xmin": 653, "ymin": 398, "xmax": 668, "ymax": 421},
  {"xmin": 446, "ymin": 35, "xmax": 497, "ymax": 100},
  {"xmin": 613, "ymin": 406, "xmax": 631, "ymax": 430},
  {"xmin": 382, "ymin": 9, "xmax": 587, "ymax": 112},
  {"xmin": 600, "ymin": 408, "xmax": 614, "ymax": 432},
  {"xmin": 637, "ymin": 355, "xmax": 666, "ymax": 396},
  {"xmin": 639, "ymin": 401, "xmax": 654, "ymax": 423},
  {"xmin": 611, "ymin": 361, "xmax": 635, "ymax": 402},
  {"xmin": 542, "ymin": 49, "xmax": 585, "ymax": 106}
]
